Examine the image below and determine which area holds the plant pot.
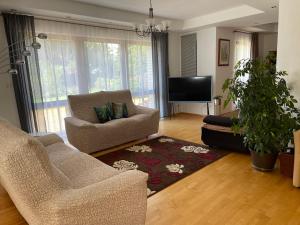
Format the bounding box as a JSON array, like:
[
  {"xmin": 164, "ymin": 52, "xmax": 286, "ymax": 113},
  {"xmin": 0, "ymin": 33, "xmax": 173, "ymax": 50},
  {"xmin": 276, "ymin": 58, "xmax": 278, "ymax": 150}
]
[
  {"xmin": 250, "ymin": 150, "xmax": 278, "ymax": 172},
  {"xmin": 279, "ymin": 151, "xmax": 294, "ymax": 178}
]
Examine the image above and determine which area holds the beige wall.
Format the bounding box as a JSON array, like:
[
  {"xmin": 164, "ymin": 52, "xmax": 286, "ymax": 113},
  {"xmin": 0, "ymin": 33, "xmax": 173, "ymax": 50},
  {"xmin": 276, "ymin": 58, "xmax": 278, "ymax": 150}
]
[
  {"xmin": 0, "ymin": 17, "xmax": 20, "ymax": 127},
  {"xmin": 277, "ymin": 0, "xmax": 300, "ymax": 104},
  {"xmin": 215, "ymin": 27, "xmax": 235, "ymax": 114}
]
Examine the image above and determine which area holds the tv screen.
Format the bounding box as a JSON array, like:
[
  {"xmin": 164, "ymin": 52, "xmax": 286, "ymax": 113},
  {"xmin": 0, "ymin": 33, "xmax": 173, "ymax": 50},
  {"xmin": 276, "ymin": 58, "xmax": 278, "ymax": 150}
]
[{"xmin": 168, "ymin": 76, "xmax": 212, "ymax": 102}]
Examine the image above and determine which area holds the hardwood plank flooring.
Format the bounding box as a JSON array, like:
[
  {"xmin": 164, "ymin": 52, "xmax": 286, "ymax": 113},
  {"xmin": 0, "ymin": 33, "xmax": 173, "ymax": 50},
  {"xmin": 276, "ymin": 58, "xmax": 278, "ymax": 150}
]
[{"xmin": 1, "ymin": 113, "xmax": 300, "ymax": 225}]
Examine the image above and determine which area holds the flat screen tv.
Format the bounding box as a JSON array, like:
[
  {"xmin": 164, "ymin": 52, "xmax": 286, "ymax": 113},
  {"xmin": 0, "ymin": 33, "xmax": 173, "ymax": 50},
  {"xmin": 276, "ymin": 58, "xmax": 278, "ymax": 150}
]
[{"xmin": 168, "ymin": 76, "xmax": 212, "ymax": 102}]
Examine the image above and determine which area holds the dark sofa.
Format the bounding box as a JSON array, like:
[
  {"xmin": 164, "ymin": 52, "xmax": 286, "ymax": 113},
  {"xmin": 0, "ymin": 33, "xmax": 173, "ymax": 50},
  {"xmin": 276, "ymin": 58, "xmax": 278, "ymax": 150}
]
[{"xmin": 201, "ymin": 111, "xmax": 249, "ymax": 153}]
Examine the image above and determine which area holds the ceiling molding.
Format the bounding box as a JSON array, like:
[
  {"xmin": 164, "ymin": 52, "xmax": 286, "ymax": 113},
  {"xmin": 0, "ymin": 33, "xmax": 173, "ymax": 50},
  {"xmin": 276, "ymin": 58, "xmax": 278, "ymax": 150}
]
[
  {"xmin": 0, "ymin": 0, "xmax": 278, "ymax": 32},
  {"xmin": 0, "ymin": 0, "xmax": 183, "ymax": 30},
  {"xmin": 182, "ymin": 5, "xmax": 264, "ymax": 31}
]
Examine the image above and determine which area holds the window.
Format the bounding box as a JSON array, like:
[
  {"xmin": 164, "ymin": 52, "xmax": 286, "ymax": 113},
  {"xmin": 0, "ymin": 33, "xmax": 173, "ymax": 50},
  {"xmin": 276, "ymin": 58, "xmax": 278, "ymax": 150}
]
[
  {"xmin": 85, "ymin": 41, "xmax": 123, "ymax": 92},
  {"xmin": 234, "ymin": 32, "xmax": 252, "ymax": 82},
  {"xmin": 127, "ymin": 42, "xmax": 154, "ymax": 107},
  {"xmin": 38, "ymin": 38, "xmax": 79, "ymax": 133},
  {"xmin": 36, "ymin": 20, "xmax": 154, "ymax": 134}
]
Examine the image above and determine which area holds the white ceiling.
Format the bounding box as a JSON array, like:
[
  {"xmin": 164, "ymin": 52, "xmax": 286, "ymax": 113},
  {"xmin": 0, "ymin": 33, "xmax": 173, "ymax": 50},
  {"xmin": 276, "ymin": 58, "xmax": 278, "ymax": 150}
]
[
  {"xmin": 0, "ymin": 0, "xmax": 279, "ymax": 31},
  {"xmin": 73, "ymin": 0, "xmax": 279, "ymax": 20}
]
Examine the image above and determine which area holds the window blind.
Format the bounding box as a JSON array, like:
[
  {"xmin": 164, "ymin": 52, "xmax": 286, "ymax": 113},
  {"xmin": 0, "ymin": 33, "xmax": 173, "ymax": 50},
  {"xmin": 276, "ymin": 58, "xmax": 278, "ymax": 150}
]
[{"xmin": 181, "ymin": 33, "xmax": 197, "ymax": 76}]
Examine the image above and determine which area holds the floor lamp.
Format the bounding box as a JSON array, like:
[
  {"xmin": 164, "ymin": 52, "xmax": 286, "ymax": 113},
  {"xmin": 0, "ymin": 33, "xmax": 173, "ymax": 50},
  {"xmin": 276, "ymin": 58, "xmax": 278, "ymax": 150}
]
[{"xmin": 0, "ymin": 33, "xmax": 47, "ymax": 75}]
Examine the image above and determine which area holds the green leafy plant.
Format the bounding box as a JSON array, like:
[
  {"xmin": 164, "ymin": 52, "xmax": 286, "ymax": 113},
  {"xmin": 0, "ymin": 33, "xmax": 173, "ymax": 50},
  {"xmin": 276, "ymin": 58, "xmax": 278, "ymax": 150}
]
[{"xmin": 223, "ymin": 57, "xmax": 300, "ymax": 154}]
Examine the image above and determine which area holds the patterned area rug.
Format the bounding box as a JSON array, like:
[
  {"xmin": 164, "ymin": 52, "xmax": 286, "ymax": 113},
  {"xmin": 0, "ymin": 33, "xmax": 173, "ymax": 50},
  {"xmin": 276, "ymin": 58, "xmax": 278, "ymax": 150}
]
[{"xmin": 97, "ymin": 136, "xmax": 228, "ymax": 197}]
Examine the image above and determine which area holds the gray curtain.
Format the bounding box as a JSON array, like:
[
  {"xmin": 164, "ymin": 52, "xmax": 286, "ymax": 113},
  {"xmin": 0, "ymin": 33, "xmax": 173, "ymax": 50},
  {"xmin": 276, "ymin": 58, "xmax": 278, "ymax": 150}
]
[
  {"xmin": 3, "ymin": 13, "xmax": 46, "ymax": 133},
  {"xmin": 251, "ymin": 32, "xmax": 259, "ymax": 59},
  {"xmin": 152, "ymin": 32, "xmax": 170, "ymax": 117}
]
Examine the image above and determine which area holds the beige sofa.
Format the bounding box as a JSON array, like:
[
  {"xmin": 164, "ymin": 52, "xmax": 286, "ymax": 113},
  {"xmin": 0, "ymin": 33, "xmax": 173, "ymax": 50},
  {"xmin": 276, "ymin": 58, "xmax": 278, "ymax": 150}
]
[
  {"xmin": 0, "ymin": 119, "xmax": 148, "ymax": 225},
  {"xmin": 65, "ymin": 90, "xmax": 160, "ymax": 154}
]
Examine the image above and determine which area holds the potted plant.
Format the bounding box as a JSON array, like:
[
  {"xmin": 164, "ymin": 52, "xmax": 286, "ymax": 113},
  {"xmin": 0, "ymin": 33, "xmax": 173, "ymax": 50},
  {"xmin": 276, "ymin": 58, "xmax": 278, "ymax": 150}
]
[{"xmin": 222, "ymin": 56, "xmax": 300, "ymax": 171}]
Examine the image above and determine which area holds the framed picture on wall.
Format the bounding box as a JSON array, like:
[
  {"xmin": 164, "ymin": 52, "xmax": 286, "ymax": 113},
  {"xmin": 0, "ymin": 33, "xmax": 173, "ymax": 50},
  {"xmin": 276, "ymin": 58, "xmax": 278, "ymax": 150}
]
[{"xmin": 218, "ymin": 39, "xmax": 230, "ymax": 66}]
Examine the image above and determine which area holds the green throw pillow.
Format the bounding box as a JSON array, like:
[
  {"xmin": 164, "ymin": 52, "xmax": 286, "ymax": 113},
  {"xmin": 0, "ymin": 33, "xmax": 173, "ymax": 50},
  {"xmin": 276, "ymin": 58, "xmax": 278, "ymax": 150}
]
[
  {"xmin": 122, "ymin": 103, "xmax": 128, "ymax": 118},
  {"xmin": 106, "ymin": 102, "xmax": 114, "ymax": 118},
  {"xmin": 112, "ymin": 102, "xmax": 128, "ymax": 119},
  {"xmin": 94, "ymin": 103, "xmax": 113, "ymax": 123}
]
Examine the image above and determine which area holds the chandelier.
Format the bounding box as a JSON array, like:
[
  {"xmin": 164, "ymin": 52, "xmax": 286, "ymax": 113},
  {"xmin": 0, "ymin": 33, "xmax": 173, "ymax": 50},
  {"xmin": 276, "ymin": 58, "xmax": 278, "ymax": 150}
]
[{"xmin": 135, "ymin": 0, "xmax": 170, "ymax": 37}]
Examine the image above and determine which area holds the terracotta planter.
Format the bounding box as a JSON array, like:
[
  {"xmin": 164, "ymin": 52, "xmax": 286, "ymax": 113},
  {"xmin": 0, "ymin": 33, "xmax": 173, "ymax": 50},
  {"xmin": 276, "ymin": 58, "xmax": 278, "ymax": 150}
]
[
  {"xmin": 250, "ymin": 150, "xmax": 278, "ymax": 172},
  {"xmin": 279, "ymin": 151, "xmax": 294, "ymax": 178}
]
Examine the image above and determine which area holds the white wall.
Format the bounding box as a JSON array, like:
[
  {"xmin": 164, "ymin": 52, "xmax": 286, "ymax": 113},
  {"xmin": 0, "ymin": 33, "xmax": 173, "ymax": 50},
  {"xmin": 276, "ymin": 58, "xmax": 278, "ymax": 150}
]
[
  {"xmin": 258, "ymin": 33, "xmax": 278, "ymax": 58},
  {"xmin": 215, "ymin": 27, "xmax": 235, "ymax": 113},
  {"xmin": 179, "ymin": 27, "xmax": 236, "ymax": 115},
  {"xmin": 0, "ymin": 17, "xmax": 20, "ymax": 127},
  {"xmin": 277, "ymin": 0, "xmax": 300, "ymax": 103},
  {"xmin": 180, "ymin": 27, "xmax": 217, "ymax": 115},
  {"xmin": 197, "ymin": 27, "xmax": 217, "ymax": 77},
  {"xmin": 176, "ymin": 27, "xmax": 280, "ymax": 116}
]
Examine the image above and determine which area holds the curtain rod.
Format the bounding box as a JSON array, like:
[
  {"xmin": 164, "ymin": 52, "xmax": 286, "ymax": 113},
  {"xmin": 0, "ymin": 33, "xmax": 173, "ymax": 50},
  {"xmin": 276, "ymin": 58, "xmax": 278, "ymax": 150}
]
[
  {"xmin": 234, "ymin": 30, "xmax": 253, "ymax": 34},
  {"xmin": 36, "ymin": 17, "xmax": 136, "ymax": 33},
  {"xmin": 0, "ymin": 11, "xmax": 137, "ymax": 33}
]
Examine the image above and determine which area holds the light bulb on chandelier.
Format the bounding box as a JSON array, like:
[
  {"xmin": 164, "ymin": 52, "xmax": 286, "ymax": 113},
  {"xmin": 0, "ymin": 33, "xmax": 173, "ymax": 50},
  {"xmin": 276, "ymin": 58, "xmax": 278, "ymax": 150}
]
[{"xmin": 135, "ymin": 0, "xmax": 170, "ymax": 37}]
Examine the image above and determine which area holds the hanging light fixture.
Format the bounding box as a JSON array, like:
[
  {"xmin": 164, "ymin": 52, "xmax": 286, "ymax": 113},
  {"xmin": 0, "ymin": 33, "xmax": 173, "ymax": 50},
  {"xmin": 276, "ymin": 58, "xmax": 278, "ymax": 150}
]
[{"xmin": 135, "ymin": 0, "xmax": 170, "ymax": 37}]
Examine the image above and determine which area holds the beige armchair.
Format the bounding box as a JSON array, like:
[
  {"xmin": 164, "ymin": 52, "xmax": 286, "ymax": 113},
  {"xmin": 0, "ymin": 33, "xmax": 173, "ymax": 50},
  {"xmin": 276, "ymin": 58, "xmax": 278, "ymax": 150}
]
[
  {"xmin": 0, "ymin": 119, "xmax": 148, "ymax": 225},
  {"xmin": 65, "ymin": 90, "xmax": 160, "ymax": 154},
  {"xmin": 293, "ymin": 130, "xmax": 300, "ymax": 187}
]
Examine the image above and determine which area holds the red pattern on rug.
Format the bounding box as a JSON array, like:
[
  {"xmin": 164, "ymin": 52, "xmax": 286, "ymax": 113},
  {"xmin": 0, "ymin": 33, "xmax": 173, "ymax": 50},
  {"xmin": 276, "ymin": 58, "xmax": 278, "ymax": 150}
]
[{"xmin": 97, "ymin": 136, "xmax": 228, "ymax": 197}]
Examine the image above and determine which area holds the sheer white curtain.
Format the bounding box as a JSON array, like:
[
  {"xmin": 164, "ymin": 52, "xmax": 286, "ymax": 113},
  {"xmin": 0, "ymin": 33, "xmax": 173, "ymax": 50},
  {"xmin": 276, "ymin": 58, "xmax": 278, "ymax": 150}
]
[
  {"xmin": 35, "ymin": 19, "xmax": 154, "ymax": 134},
  {"xmin": 234, "ymin": 32, "xmax": 252, "ymax": 82}
]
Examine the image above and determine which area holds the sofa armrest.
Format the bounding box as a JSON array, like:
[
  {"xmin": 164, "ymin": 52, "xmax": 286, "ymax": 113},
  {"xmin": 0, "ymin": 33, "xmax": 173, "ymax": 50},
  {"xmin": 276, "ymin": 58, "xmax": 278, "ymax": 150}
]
[
  {"xmin": 49, "ymin": 170, "xmax": 148, "ymax": 225},
  {"xmin": 65, "ymin": 117, "xmax": 95, "ymax": 128},
  {"xmin": 35, "ymin": 134, "xmax": 64, "ymax": 147},
  {"xmin": 65, "ymin": 117, "xmax": 99, "ymax": 153},
  {"xmin": 203, "ymin": 115, "xmax": 236, "ymax": 127},
  {"xmin": 220, "ymin": 109, "xmax": 240, "ymax": 118},
  {"xmin": 135, "ymin": 105, "xmax": 159, "ymax": 116}
]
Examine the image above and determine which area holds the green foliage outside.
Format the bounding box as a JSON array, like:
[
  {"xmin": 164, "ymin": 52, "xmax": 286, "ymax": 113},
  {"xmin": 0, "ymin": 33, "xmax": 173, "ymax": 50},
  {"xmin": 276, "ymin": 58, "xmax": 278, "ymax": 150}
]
[{"xmin": 38, "ymin": 39, "xmax": 154, "ymax": 108}]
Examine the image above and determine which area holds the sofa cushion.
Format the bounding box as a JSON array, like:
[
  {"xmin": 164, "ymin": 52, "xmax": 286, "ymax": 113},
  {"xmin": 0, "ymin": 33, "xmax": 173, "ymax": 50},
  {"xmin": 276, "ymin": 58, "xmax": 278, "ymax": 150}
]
[
  {"xmin": 112, "ymin": 102, "xmax": 128, "ymax": 119},
  {"xmin": 36, "ymin": 133, "xmax": 64, "ymax": 147},
  {"xmin": 103, "ymin": 114, "xmax": 151, "ymax": 128},
  {"xmin": 83, "ymin": 114, "xmax": 152, "ymax": 150},
  {"xmin": 68, "ymin": 90, "xmax": 136, "ymax": 123},
  {"xmin": 46, "ymin": 142, "xmax": 119, "ymax": 188}
]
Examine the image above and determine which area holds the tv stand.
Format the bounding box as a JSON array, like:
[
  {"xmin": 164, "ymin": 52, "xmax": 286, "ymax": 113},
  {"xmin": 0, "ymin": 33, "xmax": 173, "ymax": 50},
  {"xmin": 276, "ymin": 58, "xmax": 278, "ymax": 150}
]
[
  {"xmin": 169, "ymin": 102, "xmax": 210, "ymax": 119},
  {"xmin": 169, "ymin": 103, "xmax": 179, "ymax": 119},
  {"xmin": 207, "ymin": 102, "xmax": 210, "ymax": 115}
]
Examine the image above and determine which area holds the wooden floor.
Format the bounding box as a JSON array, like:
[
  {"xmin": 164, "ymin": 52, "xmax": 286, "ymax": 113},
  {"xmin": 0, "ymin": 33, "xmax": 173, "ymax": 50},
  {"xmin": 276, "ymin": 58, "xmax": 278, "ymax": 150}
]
[{"xmin": 1, "ymin": 113, "xmax": 300, "ymax": 225}]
